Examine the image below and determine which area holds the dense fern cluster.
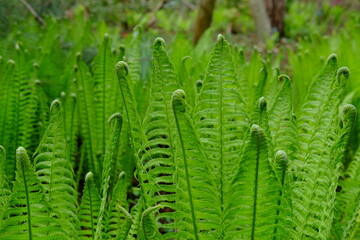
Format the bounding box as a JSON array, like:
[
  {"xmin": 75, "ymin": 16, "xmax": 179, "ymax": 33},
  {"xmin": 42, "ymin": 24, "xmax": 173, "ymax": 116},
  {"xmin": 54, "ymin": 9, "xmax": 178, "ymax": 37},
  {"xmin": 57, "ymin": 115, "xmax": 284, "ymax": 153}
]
[{"xmin": 0, "ymin": 31, "xmax": 359, "ymax": 240}]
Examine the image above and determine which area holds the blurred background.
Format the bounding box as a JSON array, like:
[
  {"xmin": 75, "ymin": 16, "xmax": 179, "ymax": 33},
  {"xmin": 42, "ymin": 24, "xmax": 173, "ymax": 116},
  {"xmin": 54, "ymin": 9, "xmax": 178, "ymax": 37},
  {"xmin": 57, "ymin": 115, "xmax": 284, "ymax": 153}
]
[{"xmin": 0, "ymin": 0, "xmax": 360, "ymax": 100}]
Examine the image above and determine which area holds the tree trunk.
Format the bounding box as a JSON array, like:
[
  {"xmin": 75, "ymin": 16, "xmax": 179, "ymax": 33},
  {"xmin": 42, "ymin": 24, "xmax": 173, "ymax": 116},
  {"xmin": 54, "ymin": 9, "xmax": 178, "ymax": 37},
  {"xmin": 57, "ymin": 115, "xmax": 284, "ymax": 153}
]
[
  {"xmin": 264, "ymin": 0, "xmax": 285, "ymax": 37},
  {"xmin": 193, "ymin": 0, "xmax": 216, "ymax": 45},
  {"xmin": 249, "ymin": 0, "xmax": 272, "ymax": 43}
]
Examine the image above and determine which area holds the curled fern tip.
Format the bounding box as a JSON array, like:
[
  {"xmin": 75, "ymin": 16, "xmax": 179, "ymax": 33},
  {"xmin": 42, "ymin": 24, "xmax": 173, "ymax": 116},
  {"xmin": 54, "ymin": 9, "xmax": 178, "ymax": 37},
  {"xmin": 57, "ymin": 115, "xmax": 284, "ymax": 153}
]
[
  {"xmin": 154, "ymin": 37, "xmax": 166, "ymax": 49},
  {"xmin": 115, "ymin": 61, "xmax": 129, "ymax": 76},
  {"xmin": 85, "ymin": 172, "xmax": 94, "ymax": 182},
  {"xmin": 50, "ymin": 99, "xmax": 61, "ymax": 113}
]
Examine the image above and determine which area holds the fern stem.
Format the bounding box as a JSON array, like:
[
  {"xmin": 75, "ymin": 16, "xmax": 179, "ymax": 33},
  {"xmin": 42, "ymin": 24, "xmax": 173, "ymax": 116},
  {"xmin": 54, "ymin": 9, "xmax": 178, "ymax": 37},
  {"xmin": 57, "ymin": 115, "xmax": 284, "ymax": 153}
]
[
  {"xmin": 172, "ymin": 90, "xmax": 199, "ymax": 240},
  {"xmin": 250, "ymin": 125, "xmax": 260, "ymax": 240},
  {"xmin": 18, "ymin": 147, "xmax": 33, "ymax": 240}
]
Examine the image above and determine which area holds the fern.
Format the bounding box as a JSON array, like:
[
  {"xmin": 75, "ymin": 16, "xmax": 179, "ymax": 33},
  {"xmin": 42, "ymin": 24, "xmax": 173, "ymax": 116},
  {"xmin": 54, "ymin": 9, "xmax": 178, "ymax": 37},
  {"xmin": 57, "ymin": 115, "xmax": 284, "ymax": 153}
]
[
  {"xmin": 0, "ymin": 147, "xmax": 66, "ymax": 239},
  {"xmin": 33, "ymin": 99, "xmax": 79, "ymax": 238},
  {"xmin": 292, "ymin": 65, "xmax": 353, "ymax": 239},
  {"xmin": 75, "ymin": 54, "xmax": 99, "ymax": 178},
  {"xmin": 95, "ymin": 113, "xmax": 123, "ymax": 240},
  {"xmin": 78, "ymin": 172, "xmax": 101, "ymax": 239},
  {"xmin": 225, "ymin": 124, "xmax": 286, "ymax": 239},
  {"xmin": 93, "ymin": 34, "xmax": 118, "ymax": 155},
  {"xmin": 194, "ymin": 34, "xmax": 248, "ymax": 218},
  {"xmin": 172, "ymin": 89, "xmax": 220, "ymax": 239},
  {"xmin": 105, "ymin": 172, "xmax": 130, "ymax": 239},
  {"xmin": 140, "ymin": 37, "xmax": 179, "ymax": 233},
  {"xmin": 0, "ymin": 46, "xmax": 39, "ymax": 181}
]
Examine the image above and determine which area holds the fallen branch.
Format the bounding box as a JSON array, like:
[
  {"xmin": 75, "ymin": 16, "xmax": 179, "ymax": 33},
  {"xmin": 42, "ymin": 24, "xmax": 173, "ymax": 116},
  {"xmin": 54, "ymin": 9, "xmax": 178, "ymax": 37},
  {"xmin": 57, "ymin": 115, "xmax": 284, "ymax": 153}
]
[{"xmin": 19, "ymin": 0, "xmax": 46, "ymax": 27}]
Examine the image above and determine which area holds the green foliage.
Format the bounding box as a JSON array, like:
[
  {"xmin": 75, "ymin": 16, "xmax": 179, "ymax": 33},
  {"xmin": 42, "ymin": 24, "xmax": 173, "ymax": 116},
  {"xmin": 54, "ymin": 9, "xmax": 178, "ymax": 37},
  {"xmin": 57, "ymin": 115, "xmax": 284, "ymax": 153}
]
[{"xmin": 1, "ymin": 25, "xmax": 360, "ymax": 240}]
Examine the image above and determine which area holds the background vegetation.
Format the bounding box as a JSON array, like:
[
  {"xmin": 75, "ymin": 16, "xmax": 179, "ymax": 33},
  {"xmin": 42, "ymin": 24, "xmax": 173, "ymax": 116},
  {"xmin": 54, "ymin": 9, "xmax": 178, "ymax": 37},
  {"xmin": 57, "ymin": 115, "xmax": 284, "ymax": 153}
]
[{"xmin": 1, "ymin": 0, "xmax": 360, "ymax": 239}]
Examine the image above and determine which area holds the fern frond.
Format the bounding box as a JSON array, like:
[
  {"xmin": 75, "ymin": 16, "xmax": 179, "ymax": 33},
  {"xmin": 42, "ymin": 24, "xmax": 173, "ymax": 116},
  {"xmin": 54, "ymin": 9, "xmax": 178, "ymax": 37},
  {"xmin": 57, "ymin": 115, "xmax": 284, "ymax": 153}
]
[
  {"xmin": 194, "ymin": 34, "xmax": 248, "ymax": 215},
  {"xmin": 116, "ymin": 61, "xmax": 161, "ymax": 237},
  {"xmin": 0, "ymin": 46, "xmax": 39, "ymax": 181},
  {"xmin": 292, "ymin": 68, "xmax": 353, "ymax": 239},
  {"xmin": 225, "ymin": 125, "xmax": 286, "ymax": 239},
  {"xmin": 95, "ymin": 113, "xmax": 122, "ymax": 240},
  {"xmin": 75, "ymin": 54, "xmax": 99, "ymax": 178},
  {"xmin": 0, "ymin": 147, "xmax": 66, "ymax": 239},
  {"xmin": 297, "ymin": 54, "xmax": 339, "ymax": 153},
  {"xmin": 140, "ymin": 37, "xmax": 179, "ymax": 233},
  {"xmin": 106, "ymin": 172, "xmax": 129, "ymax": 239},
  {"xmin": 139, "ymin": 205, "xmax": 164, "ymax": 240},
  {"xmin": 33, "ymin": 99, "xmax": 79, "ymax": 238},
  {"xmin": 268, "ymin": 75, "xmax": 299, "ymax": 174},
  {"xmin": 78, "ymin": 172, "xmax": 101, "ymax": 239},
  {"xmin": 332, "ymin": 105, "xmax": 359, "ymax": 238},
  {"xmin": 172, "ymin": 89, "xmax": 220, "ymax": 239},
  {"xmin": 93, "ymin": 34, "xmax": 118, "ymax": 154}
]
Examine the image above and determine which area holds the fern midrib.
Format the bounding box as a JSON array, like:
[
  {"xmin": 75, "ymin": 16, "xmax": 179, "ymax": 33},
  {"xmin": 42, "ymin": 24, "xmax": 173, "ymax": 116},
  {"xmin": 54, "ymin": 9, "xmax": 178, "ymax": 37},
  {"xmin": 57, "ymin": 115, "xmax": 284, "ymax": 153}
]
[
  {"xmin": 273, "ymin": 168, "xmax": 286, "ymax": 239},
  {"xmin": 101, "ymin": 40, "xmax": 107, "ymax": 154},
  {"xmin": 173, "ymin": 109, "xmax": 199, "ymax": 240},
  {"xmin": 68, "ymin": 98, "xmax": 76, "ymax": 160},
  {"xmin": 251, "ymin": 130, "xmax": 260, "ymax": 240},
  {"xmin": 21, "ymin": 159, "xmax": 33, "ymax": 240},
  {"xmin": 219, "ymin": 47, "xmax": 224, "ymax": 213}
]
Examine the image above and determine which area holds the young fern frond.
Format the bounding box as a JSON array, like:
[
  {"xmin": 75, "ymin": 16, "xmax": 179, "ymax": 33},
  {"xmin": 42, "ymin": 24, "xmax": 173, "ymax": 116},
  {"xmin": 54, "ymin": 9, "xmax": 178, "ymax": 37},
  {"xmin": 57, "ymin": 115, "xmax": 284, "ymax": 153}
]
[
  {"xmin": 78, "ymin": 172, "xmax": 101, "ymax": 239},
  {"xmin": 292, "ymin": 66, "xmax": 352, "ymax": 239},
  {"xmin": 33, "ymin": 99, "xmax": 79, "ymax": 238},
  {"xmin": 106, "ymin": 172, "xmax": 129, "ymax": 239},
  {"xmin": 225, "ymin": 125, "xmax": 286, "ymax": 239},
  {"xmin": 332, "ymin": 105, "xmax": 359, "ymax": 238},
  {"xmin": 342, "ymin": 202, "xmax": 360, "ymax": 239},
  {"xmin": 93, "ymin": 34, "xmax": 118, "ymax": 155},
  {"xmin": 0, "ymin": 46, "xmax": 39, "ymax": 182},
  {"xmin": 172, "ymin": 89, "xmax": 220, "ymax": 239},
  {"xmin": 140, "ymin": 37, "xmax": 179, "ymax": 233},
  {"xmin": 139, "ymin": 205, "xmax": 164, "ymax": 240},
  {"xmin": 194, "ymin": 34, "xmax": 248, "ymax": 216},
  {"xmin": 75, "ymin": 54, "xmax": 99, "ymax": 178},
  {"xmin": 95, "ymin": 113, "xmax": 123, "ymax": 240},
  {"xmin": 297, "ymin": 54, "xmax": 339, "ymax": 154},
  {"xmin": 0, "ymin": 147, "xmax": 66, "ymax": 239},
  {"xmin": 116, "ymin": 61, "xmax": 161, "ymax": 237},
  {"xmin": 268, "ymin": 75, "xmax": 298, "ymax": 175}
]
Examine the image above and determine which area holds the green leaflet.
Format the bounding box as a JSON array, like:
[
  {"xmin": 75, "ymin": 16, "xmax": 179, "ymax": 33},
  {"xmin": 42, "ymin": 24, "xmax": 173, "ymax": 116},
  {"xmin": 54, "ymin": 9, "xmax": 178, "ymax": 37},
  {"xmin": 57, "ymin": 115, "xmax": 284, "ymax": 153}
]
[
  {"xmin": 225, "ymin": 125, "xmax": 285, "ymax": 240},
  {"xmin": 172, "ymin": 89, "xmax": 220, "ymax": 240},
  {"xmin": 140, "ymin": 37, "xmax": 179, "ymax": 233},
  {"xmin": 33, "ymin": 99, "xmax": 79, "ymax": 238},
  {"xmin": 95, "ymin": 113, "xmax": 123, "ymax": 240},
  {"xmin": 78, "ymin": 172, "xmax": 101, "ymax": 239},
  {"xmin": 0, "ymin": 147, "xmax": 66, "ymax": 239},
  {"xmin": 194, "ymin": 34, "xmax": 248, "ymax": 215}
]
